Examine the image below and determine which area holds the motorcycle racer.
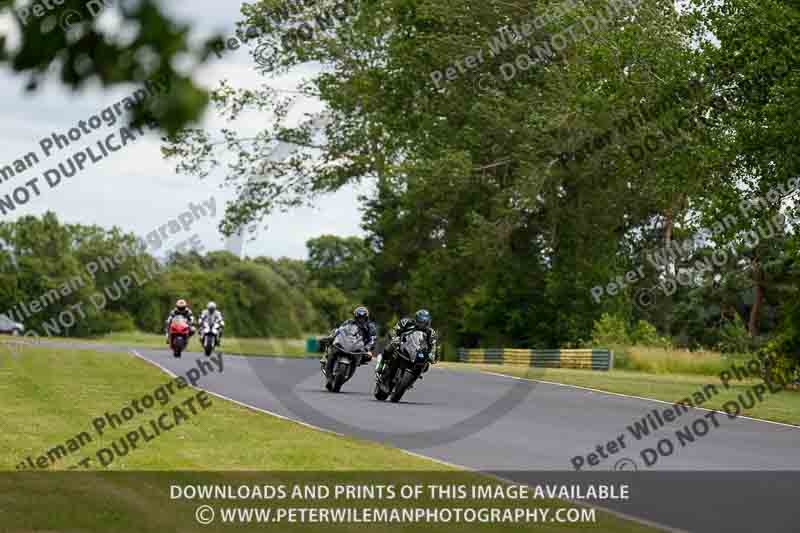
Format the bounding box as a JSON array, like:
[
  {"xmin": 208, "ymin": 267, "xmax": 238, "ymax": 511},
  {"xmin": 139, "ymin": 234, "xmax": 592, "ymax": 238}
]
[
  {"xmin": 165, "ymin": 299, "xmax": 195, "ymax": 344},
  {"xmin": 377, "ymin": 309, "xmax": 438, "ymax": 374},
  {"xmin": 198, "ymin": 301, "xmax": 225, "ymax": 346},
  {"xmin": 320, "ymin": 306, "xmax": 377, "ymax": 377}
]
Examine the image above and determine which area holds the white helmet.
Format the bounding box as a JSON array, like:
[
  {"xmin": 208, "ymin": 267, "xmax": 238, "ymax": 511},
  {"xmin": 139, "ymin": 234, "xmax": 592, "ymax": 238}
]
[{"xmin": 207, "ymin": 302, "xmax": 217, "ymax": 313}]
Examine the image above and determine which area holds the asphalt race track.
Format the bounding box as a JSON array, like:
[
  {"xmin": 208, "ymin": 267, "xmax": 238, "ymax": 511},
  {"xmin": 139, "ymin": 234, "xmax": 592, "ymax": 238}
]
[
  {"xmin": 126, "ymin": 348, "xmax": 800, "ymax": 469},
  {"xmin": 49, "ymin": 343, "xmax": 800, "ymax": 532}
]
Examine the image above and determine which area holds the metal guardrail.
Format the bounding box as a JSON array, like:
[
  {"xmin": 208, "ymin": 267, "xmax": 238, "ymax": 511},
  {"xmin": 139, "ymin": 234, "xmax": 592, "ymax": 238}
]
[{"xmin": 457, "ymin": 348, "xmax": 613, "ymax": 370}]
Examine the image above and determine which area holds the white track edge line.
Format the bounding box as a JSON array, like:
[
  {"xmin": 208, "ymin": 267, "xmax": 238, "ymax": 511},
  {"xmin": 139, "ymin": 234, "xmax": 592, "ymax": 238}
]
[
  {"xmin": 129, "ymin": 349, "xmax": 682, "ymax": 533},
  {"xmin": 128, "ymin": 349, "xmax": 345, "ymax": 437},
  {"xmin": 481, "ymin": 371, "xmax": 800, "ymax": 430}
]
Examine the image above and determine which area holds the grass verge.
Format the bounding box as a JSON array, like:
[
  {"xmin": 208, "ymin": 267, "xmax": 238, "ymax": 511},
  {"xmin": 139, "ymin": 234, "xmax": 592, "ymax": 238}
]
[{"xmin": 0, "ymin": 345, "xmax": 653, "ymax": 532}]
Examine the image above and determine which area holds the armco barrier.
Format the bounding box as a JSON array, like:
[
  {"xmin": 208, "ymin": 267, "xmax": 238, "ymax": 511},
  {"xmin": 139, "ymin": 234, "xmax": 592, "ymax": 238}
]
[{"xmin": 457, "ymin": 348, "xmax": 613, "ymax": 370}]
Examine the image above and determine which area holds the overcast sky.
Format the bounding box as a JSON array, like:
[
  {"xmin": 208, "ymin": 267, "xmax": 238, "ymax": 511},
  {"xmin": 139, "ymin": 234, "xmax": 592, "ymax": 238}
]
[{"xmin": 0, "ymin": 0, "xmax": 366, "ymax": 260}]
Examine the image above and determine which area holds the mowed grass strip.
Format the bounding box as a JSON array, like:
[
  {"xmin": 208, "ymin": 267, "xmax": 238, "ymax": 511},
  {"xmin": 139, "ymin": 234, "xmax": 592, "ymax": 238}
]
[
  {"xmin": 441, "ymin": 363, "xmax": 800, "ymax": 426},
  {"xmin": 0, "ymin": 346, "xmax": 655, "ymax": 533}
]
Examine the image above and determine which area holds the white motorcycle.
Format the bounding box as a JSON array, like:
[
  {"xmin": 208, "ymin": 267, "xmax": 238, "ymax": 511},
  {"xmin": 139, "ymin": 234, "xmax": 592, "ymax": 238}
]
[{"xmin": 200, "ymin": 318, "xmax": 222, "ymax": 356}]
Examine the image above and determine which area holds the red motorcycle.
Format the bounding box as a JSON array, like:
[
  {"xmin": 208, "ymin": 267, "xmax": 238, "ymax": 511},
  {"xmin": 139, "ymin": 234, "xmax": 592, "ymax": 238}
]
[{"xmin": 168, "ymin": 316, "xmax": 191, "ymax": 358}]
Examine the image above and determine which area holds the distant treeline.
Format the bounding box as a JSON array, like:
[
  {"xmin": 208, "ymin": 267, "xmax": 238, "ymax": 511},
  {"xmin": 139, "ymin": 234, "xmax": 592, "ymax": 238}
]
[{"xmin": 0, "ymin": 212, "xmax": 366, "ymax": 338}]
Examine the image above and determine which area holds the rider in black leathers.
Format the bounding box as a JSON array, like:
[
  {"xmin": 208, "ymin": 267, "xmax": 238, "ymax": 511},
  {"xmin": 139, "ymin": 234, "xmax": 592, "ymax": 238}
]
[
  {"xmin": 320, "ymin": 306, "xmax": 378, "ymax": 376},
  {"xmin": 377, "ymin": 309, "xmax": 438, "ymax": 375}
]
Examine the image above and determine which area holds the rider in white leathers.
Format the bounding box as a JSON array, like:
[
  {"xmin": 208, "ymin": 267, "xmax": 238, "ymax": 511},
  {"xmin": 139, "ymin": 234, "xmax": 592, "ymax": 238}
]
[{"xmin": 198, "ymin": 301, "xmax": 225, "ymax": 346}]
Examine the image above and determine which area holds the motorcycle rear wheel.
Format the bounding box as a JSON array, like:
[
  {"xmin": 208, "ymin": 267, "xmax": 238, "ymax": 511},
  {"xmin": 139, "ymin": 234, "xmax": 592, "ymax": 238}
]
[{"xmin": 373, "ymin": 381, "xmax": 389, "ymax": 401}]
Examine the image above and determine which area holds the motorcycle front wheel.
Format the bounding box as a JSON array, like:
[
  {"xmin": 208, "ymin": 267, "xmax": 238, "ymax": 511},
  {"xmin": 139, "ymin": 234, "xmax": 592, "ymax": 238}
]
[
  {"xmin": 203, "ymin": 335, "xmax": 214, "ymax": 356},
  {"xmin": 390, "ymin": 370, "xmax": 417, "ymax": 403},
  {"xmin": 331, "ymin": 360, "xmax": 350, "ymax": 392}
]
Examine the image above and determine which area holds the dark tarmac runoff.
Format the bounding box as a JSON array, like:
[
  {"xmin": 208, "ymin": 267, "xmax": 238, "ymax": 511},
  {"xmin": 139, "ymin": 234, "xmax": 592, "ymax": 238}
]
[{"xmin": 48, "ymin": 342, "xmax": 800, "ymax": 533}]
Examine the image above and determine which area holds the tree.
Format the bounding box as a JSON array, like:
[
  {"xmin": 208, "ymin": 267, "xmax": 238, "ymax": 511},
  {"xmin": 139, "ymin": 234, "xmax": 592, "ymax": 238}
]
[
  {"xmin": 164, "ymin": 0, "xmax": 799, "ymax": 350},
  {"xmin": 1, "ymin": 0, "xmax": 216, "ymax": 133},
  {"xmin": 306, "ymin": 235, "xmax": 372, "ymax": 296},
  {"xmin": 688, "ymin": 0, "xmax": 800, "ymax": 338}
]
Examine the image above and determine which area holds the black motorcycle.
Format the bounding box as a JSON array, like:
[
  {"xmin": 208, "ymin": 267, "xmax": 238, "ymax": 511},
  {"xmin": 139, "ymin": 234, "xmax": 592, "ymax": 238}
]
[
  {"xmin": 321, "ymin": 323, "xmax": 370, "ymax": 393},
  {"xmin": 374, "ymin": 330, "xmax": 430, "ymax": 403}
]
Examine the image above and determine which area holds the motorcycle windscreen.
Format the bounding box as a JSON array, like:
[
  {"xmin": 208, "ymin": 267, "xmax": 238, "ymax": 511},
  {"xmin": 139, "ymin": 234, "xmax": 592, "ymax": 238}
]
[
  {"xmin": 334, "ymin": 323, "xmax": 366, "ymax": 354},
  {"xmin": 400, "ymin": 330, "xmax": 429, "ymax": 360}
]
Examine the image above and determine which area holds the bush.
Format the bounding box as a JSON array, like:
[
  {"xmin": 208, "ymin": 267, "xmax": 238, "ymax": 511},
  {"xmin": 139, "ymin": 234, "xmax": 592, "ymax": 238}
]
[
  {"xmin": 589, "ymin": 315, "xmax": 753, "ymax": 376},
  {"xmin": 591, "ymin": 313, "xmax": 631, "ymax": 346},
  {"xmin": 716, "ymin": 314, "xmax": 757, "ymax": 354},
  {"xmin": 99, "ymin": 312, "xmax": 137, "ymax": 335},
  {"xmin": 308, "ymin": 286, "xmax": 353, "ymax": 331},
  {"xmin": 760, "ymin": 299, "xmax": 800, "ymax": 386},
  {"xmin": 630, "ymin": 320, "xmax": 672, "ymax": 348},
  {"xmin": 592, "ymin": 314, "xmax": 672, "ymax": 348}
]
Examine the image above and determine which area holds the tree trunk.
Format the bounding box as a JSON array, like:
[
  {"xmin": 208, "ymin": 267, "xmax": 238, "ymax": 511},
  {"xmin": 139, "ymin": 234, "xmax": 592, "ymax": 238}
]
[
  {"xmin": 663, "ymin": 194, "xmax": 688, "ymax": 278},
  {"xmin": 749, "ymin": 259, "xmax": 763, "ymax": 338},
  {"xmin": 664, "ymin": 213, "xmax": 674, "ymax": 278}
]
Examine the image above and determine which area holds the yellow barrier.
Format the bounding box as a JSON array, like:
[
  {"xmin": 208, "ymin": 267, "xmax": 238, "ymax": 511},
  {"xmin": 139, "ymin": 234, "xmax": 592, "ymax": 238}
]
[{"xmin": 458, "ymin": 348, "xmax": 613, "ymax": 370}]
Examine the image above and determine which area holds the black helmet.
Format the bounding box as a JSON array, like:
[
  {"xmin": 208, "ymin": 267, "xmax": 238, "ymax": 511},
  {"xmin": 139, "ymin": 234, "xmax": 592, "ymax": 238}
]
[
  {"xmin": 415, "ymin": 309, "xmax": 431, "ymax": 329},
  {"xmin": 354, "ymin": 306, "xmax": 369, "ymax": 322}
]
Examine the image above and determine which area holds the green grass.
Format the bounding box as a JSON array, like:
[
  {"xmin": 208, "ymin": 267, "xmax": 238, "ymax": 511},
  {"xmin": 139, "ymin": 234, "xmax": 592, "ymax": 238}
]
[
  {"xmin": 0, "ymin": 345, "xmax": 415, "ymax": 471},
  {"xmin": 29, "ymin": 330, "xmax": 314, "ymax": 357},
  {"xmin": 0, "ymin": 345, "xmax": 654, "ymax": 532},
  {"xmin": 442, "ymin": 362, "xmax": 800, "ymax": 426}
]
